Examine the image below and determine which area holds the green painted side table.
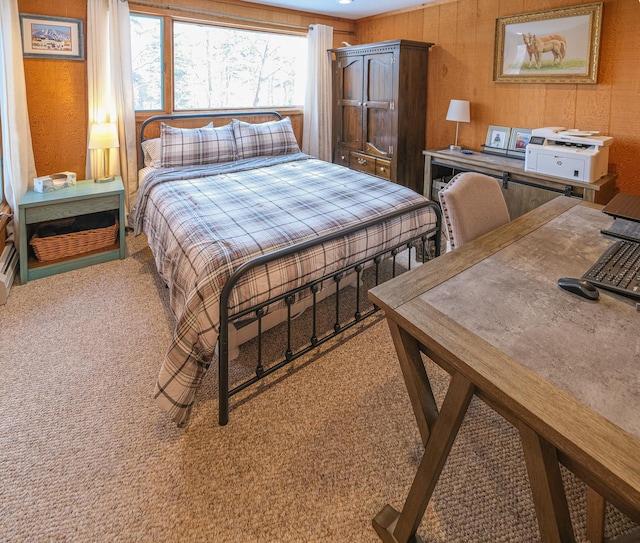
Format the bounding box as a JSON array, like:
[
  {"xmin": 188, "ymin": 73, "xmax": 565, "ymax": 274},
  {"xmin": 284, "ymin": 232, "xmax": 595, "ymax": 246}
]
[{"xmin": 18, "ymin": 177, "xmax": 126, "ymax": 284}]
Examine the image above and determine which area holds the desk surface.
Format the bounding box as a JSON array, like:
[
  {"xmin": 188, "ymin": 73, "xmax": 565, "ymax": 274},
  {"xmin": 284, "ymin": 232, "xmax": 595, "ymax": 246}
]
[
  {"xmin": 369, "ymin": 197, "xmax": 640, "ymax": 526},
  {"xmin": 422, "ymin": 202, "xmax": 639, "ymax": 438}
]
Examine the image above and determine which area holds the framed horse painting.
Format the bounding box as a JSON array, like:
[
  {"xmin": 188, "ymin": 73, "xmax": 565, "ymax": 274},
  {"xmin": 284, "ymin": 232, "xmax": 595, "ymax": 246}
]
[{"xmin": 493, "ymin": 3, "xmax": 602, "ymax": 84}]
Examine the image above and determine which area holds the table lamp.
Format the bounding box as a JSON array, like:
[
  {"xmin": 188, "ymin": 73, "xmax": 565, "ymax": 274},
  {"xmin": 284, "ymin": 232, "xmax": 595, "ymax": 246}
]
[
  {"xmin": 88, "ymin": 122, "xmax": 119, "ymax": 183},
  {"xmin": 446, "ymin": 99, "xmax": 470, "ymax": 151}
]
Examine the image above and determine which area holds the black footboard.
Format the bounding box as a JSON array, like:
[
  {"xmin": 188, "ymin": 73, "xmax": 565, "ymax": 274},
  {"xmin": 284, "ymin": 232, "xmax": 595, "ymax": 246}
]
[{"xmin": 218, "ymin": 200, "xmax": 442, "ymax": 425}]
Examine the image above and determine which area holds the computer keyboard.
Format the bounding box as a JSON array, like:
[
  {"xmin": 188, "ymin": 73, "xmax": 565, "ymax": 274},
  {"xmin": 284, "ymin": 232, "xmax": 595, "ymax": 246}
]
[{"xmin": 582, "ymin": 239, "xmax": 640, "ymax": 300}]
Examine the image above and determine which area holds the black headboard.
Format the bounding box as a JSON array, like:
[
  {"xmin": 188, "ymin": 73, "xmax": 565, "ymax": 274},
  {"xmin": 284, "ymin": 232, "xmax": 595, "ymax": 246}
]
[{"xmin": 138, "ymin": 111, "xmax": 283, "ymax": 170}]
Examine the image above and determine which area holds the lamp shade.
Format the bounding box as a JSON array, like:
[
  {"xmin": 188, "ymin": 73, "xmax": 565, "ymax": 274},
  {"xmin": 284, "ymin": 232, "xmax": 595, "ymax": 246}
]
[
  {"xmin": 88, "ymin": 122, "xmax": 119, "ymax": 150},
  {"xmin": 445, "ymin": 100, "xmax": 470, "ymax": 123}
]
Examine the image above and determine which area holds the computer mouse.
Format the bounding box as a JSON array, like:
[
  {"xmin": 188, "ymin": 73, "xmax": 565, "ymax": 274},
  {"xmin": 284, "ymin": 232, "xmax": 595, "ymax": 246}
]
[{"xmin": 557, "ymin": 277, "xmax": 600, "ymax": 301}]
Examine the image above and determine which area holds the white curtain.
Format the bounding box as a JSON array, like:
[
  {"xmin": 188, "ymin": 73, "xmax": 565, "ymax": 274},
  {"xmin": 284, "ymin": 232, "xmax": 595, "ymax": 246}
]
[
  {"xmin": 86, "ymin": 0, "xmax": 137, "ymax": 218},
  {"xmin": 302, "ymin": 24, "xmax": 333, "ymax": 162},
  {"xmin": 0, "ymin": 0, "xmax": 37, "ymax": 247}
]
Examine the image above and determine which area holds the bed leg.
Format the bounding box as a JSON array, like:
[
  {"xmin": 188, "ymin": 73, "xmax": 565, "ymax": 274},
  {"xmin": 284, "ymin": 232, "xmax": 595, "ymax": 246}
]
[
  {"xmin": 219, "ymin": 386, "xmax": 229, "ymax": 426},
  {"xmin": 219, "ymin": 321, "xmax": 230, "ymax": 426}
]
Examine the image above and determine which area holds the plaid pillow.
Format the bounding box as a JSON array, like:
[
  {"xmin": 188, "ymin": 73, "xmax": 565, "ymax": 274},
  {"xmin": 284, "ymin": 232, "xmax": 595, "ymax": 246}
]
[
  {"xmin": 232, "ymin": 117, "xmax": 300, "ymax": 159},
  {"xmin": 160, "ymin": 122, "xmax": 237, "ymax": 167}
]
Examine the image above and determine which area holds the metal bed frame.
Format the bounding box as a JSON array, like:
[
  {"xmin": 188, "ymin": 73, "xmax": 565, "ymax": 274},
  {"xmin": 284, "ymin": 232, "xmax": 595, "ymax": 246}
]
[
  {"xmin": 138, "ymin": 110, "xmax": 284, "ymax": 170},
  {"xmin": 138, "ymin": 112, "xmax": 442, "ymax": 425}
]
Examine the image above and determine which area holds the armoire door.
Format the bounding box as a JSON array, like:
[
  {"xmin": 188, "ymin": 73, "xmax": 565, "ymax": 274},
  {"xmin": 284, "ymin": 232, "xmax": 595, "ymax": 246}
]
[
  {"xmin": 335, "ymin": 55, "xmax": 364, "ymax": 151},
  {"xmin": 363, "ymin": 52, "xmax": 396, "ymax": 158}
]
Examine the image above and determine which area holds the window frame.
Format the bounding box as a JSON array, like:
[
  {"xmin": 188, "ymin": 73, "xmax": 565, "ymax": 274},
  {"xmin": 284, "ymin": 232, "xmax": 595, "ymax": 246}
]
[{"xmin": 131, "ymin": 10, "xmax": 306, "ymax": 122}]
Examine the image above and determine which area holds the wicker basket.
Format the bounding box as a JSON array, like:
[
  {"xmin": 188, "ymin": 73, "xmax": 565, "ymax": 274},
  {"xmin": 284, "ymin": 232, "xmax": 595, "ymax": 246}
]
[{"xmin": 30, "ymin": 221, "xmax": 119, "ymax": 262}]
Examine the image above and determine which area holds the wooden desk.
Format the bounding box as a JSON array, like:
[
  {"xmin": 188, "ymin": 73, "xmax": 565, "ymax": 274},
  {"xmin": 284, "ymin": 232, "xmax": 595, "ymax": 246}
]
[
  {"xmin": 423, "ymin": 149, "xmax": 617, "ymax": 219},
  {"xmin": 369, "ymin": 197, "xmax": 640, "ymax": 542}
]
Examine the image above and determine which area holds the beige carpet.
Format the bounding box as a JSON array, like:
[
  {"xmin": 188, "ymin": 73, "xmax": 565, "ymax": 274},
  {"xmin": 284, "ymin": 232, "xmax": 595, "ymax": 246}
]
[{"xmin": 0, "ymin": 232, "xmax": 636, "ymax": 542}]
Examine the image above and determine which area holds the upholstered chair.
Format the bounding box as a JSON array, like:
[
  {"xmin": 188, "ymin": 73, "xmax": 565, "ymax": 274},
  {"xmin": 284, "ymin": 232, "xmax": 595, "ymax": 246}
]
[{"xmin": 438, "ymin": 172, "xmax": 511, "ymax": 251}]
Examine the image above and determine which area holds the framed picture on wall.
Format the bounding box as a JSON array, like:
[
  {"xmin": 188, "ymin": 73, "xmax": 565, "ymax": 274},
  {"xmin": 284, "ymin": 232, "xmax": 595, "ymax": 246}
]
[
  {"xmin": 508, "ymin": 128, "xmax": 532, "ymax": 153},
  {"xmin": 484, "ymin": 125, "xmax": 511, "ymax": 155},
  {"xmin": 20, "ymin": 13, "xmax": 85, "ymax": 61},
  {"xmin": 493, "ymin": 3, "xmax": 602, "ymax": 84}
]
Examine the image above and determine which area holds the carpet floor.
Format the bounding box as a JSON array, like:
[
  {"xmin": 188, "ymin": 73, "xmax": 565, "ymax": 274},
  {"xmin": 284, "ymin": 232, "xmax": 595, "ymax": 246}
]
[{"xmin": 0, "ymin": 232, "xmax": 636, "ymax": 542}]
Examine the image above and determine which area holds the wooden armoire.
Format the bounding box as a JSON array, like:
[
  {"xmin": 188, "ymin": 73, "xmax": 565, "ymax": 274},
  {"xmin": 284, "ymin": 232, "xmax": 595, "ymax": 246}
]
[{"xmin": 330, "ymin": 39, "xmax": 433, "ymax": 194}]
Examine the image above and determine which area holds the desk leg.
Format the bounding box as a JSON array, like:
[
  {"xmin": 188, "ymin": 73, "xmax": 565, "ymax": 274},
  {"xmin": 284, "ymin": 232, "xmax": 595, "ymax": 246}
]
[
  {"xmin": 518, "ymin": 421, "xmax": 576, "ymax": 543},
  {"xmin": 373, "ymin": 371, "xmax": 475, "ymax": 543},
  {"xmin": 586, "ymin": 487, "xmax": 605, "ymax": 543},
  {"xmin": 423, "ymin": 155, "xmax": 433, "ymax": 199},
  {"xmin": 387, "ymin": 320, "xmax": 439, "ymax": 446}
]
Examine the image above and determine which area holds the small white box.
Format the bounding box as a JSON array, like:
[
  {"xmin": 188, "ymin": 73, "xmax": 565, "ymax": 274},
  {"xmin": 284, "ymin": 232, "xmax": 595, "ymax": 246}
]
[{"xmin": 34, "ymin": 171, "xmax": 77, "ymax": 193}]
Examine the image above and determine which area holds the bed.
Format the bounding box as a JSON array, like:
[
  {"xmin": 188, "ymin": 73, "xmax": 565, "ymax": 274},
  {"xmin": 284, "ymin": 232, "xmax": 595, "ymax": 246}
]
[{"xmin": 132, "ymin": 112, "xmax": 441, "ymax": 426}]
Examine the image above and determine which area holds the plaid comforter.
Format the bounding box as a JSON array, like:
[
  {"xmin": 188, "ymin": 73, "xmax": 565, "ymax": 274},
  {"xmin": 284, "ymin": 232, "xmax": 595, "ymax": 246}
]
[{"xmin": 131, "ymin": 153, "xmax": 437, "ymax": 425}]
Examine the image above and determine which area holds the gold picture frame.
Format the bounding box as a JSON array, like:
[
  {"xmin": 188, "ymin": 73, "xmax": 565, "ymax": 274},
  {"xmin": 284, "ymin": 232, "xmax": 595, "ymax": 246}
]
[{"xmin": 493, "ymin": 3, "xmax": 602, "ymax": 84}]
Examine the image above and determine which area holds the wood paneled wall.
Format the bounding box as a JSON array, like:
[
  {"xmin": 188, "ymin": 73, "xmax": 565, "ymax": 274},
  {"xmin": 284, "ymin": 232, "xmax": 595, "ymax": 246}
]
[
  {"xmin": 19, "ymin": 0, "xmax": 88, "ymax": 180},
  {"xmin": 19, "ymin": 0, "xmax": 638, "ymax": 196},
  {"xmin": 18, "ymin": 0, "xmax": 355, "ymax": 181},
  {"xmin": 355, "ymin": 0, "xmax": 640, "ymax": 196}
]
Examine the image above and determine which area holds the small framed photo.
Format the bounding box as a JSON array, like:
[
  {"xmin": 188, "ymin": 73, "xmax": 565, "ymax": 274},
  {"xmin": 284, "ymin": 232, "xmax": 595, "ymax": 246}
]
[
  {"xmin": 508, "ymin": 128, "xmax": 532, "ymax": 153},
  {"xmin": 20, "ymin": 13, "xmax": 85, "ymax": 61},
  {"xmin": 484, "ymin": 125, "xmax": 511, "ymax": 155}
]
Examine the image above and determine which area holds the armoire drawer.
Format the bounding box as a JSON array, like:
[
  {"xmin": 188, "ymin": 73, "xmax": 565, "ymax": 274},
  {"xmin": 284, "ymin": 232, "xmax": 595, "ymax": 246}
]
[
  {"xmin": 375, "ymin": 158, "xmax": 391, "ymax": 180},
  {"xmin": 350, "ymin": 152, "xmax": 377, "ymax": 175},
  {"xmin": 334, "ymin": 148, "xmax": 350, "ymax": 167}
]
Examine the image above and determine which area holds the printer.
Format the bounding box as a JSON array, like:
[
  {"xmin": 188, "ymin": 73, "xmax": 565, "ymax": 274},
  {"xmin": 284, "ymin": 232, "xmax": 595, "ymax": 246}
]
[{"xmin": 524, "ymin": 127, "xmax": 613, "ymax": 183}]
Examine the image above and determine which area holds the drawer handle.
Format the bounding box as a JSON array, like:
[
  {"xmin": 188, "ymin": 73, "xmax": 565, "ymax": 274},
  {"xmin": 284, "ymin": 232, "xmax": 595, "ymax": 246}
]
[
  {"xmin": 357, "ymin": 158, "xmax": 368, "ymax": 166},
  {"xmin": 379, "ymin": 166, "xmax": 386, "ymax": 172},
  {"xmin": 341, "ymin": 155, "xmax": 346, "ymax": 161}
]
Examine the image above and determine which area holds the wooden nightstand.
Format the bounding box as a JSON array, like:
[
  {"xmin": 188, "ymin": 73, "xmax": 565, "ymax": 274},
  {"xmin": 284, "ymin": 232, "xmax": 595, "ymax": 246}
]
[{"xmin": 19, "ymin": 177, "xmax": 126, "ymax": 284}]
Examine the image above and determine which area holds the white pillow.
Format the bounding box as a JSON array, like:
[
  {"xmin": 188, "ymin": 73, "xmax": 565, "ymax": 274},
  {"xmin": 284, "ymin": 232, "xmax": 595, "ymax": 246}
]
[{"xmin": 141, "ymin": 138, "xmax": 161, "ymax": 168}]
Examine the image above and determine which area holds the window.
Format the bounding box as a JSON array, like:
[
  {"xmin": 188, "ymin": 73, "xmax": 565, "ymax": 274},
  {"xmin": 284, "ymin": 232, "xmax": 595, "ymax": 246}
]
[
  {"xmin": 130, "ymin": 14, "xmax": 164, "ymax": 111},
  {"xmin": 130, "ymin": 15, "xmax": 307, "ymax": 112}
]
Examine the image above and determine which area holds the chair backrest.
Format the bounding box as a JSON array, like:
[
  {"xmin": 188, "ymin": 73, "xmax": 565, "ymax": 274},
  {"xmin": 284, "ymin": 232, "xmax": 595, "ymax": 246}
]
[{"xmin": 438, "ymin": 172, "xmax": 510, "ymax": 250}]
